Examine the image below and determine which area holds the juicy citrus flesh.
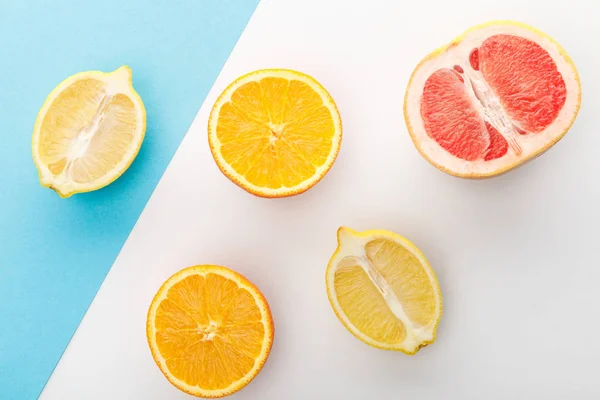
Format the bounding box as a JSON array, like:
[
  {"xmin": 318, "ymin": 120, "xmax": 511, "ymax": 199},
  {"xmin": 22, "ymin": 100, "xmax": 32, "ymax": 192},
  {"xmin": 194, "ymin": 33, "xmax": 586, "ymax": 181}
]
[
  {"xmin": 421, "ymin": 34, "xmax": 566, "ymax": 161},
  {"xmin": 326, "ymin": 228, "xmax": 442, "ymax": 354},
  {"xmin": 147, "ymin": 265, "xmax": 274, "ymax": 398},
  {"xmin": 32, "ymin": 66, "xmax": 146, "ymax": 197},
  {"xmin": 404, "ymin": 21, "xmax": 581, "ymax": 178},
  {"xmin": 208, "ymin": 69, "xmax": 342, "ymax": 197}
]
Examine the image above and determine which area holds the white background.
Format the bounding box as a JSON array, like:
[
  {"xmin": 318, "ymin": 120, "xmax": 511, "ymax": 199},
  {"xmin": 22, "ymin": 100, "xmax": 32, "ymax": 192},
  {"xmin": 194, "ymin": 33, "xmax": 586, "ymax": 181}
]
[{"xmin": 41, "ymin": 0, "xmax": 600, "ymax": 399}]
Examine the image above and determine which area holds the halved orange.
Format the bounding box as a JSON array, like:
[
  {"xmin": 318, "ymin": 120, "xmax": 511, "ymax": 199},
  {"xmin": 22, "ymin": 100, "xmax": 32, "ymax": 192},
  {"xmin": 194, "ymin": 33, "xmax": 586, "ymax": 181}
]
[
  {"xmin": 404, "ymin": 21, "xmax": 581, "ymax": 178},
  {"xmin": 208, "ymin": 69, "xmax": 342, "ymax": 197},
  {"xmin": 146, "ymin": 265, "xmax": 274, "ymax": 398}
]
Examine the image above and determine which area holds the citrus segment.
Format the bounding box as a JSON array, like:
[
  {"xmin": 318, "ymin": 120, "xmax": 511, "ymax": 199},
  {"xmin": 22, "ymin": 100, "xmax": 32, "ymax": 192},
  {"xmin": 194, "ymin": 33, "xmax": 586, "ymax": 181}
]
[
  {"xmin": 208, "ymin": 69, "xmax": 342, "ymax": 197},
  {"xmin": 405, "ymin": 21, "xmax": 581, "ymax": 178},
  {"xmin": 484, "ymin": 122, "xmax": 509, "ymax": 161},
  {"xmin": 32, "ymin": 66, "xmax": 146, "ymax": 197},
  {"xmin": 70, "ymin": 94, "xmax": 138, "ymax": 183},
  {"xmin": 365, "ymin": 239, "xmax": 438, "ymax": 327},
  {"xmin": 421, "ymin": 68, "xmax": 491, "ymax": 161},
  {"xmin": 334, "ymin": 263, "xmax": 407, "ymax": 344},
  {"xmin": 326, "ymin": 228, "xmax": 442, "ymax": 354},
  {"xmin": 147, "ymin": 265, "xmax": 273, "ymax": 398},
  {"xmin": 479, "ymin": 34, "xmax": 567, "ymax": 133}
]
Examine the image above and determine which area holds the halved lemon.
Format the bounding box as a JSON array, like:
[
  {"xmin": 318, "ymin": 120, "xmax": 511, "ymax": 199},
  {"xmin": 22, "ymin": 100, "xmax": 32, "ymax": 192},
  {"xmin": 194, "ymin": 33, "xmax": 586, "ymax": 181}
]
[
  {"xmin": 32, "ymin": 66, "xmax": 146, "ymax": 198},
  {"xmin": 208, "ymin": 69, "xmax": 342, "ymax": 198},
  {"xmin": 147, "ymin": 265, "xmax": 274, "ymax": 398},
  {"xmin": 326, "ymin": 227, "xmax": 442, "ymax": 354}
]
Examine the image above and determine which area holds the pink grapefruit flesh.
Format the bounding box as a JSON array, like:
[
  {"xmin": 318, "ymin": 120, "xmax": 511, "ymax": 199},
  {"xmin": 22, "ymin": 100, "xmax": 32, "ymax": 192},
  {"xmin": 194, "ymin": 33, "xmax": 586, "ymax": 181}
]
[
  {"xmin": 404, "ymin": 22, "xmax": 581, "ymax": 178},
  {"xmin": 478, "ymin": 35, "xmax": 567, "ymax": 134}
]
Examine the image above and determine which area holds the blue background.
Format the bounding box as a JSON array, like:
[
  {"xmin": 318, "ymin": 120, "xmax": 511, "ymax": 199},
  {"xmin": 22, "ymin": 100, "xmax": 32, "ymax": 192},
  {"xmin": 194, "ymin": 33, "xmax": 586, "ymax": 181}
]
[{"xmin": 0, "ymin": 1, "xmax": 259, "ymax": 397}]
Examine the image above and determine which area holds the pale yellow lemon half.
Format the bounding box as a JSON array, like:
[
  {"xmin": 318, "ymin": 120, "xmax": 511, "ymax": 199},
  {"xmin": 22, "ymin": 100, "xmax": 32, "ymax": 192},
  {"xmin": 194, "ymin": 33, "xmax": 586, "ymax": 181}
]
[
  {"xmin": 326, "ymin": 227, "xmax": 442, "ymax": 354},
  {"xmin": 32, "ymin": 66, "xmax": 146, "ymax": 197}
]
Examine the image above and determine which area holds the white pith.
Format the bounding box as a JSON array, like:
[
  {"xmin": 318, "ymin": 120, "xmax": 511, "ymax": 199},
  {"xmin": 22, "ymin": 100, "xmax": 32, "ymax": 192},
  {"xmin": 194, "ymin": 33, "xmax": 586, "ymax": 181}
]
[
  {"xmin": 326, "ymin": 229, "xmax": 442, "ymax": 353},
  {"xmin": 405, "ymin": 23, "xmax": 581, "ymax": 176},
  {"xmin": 32, "ymin": 66, "xmax": 146, "ymax": 197},
  {"xmin": 464, "ymin": 67, "xmax": 523, "ymax": 155}
]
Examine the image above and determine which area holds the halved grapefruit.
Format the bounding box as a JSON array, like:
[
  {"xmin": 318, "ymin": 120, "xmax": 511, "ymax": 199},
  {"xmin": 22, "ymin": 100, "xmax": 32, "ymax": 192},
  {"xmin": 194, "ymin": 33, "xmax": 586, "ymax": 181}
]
[{"xmin": 404, "ymin": 21, "xmax": 581, "ymax": 178}]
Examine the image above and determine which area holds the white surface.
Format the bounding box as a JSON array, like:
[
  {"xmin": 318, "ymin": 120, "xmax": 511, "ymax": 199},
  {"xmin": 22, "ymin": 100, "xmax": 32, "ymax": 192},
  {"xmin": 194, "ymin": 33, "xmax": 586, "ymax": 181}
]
[{"xmin": 42, "ymin": 0, "xmax": 600, "ymax": 399}]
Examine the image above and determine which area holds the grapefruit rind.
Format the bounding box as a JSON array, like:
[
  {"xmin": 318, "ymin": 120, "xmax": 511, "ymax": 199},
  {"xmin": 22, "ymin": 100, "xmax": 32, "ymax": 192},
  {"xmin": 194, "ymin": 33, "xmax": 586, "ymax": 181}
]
[
  {"xmin": 404, "ymin": 21, "xmax": 581, "ymax": 178},
  {"xmin": 146, "ymin": 265, "xmax": 274, "ymax": 398},
  {"xmin": 208, "ymin": 69, "xmax": 342, "ymax": 198},
  {"xmin": 325, "ymin": 227, "xmax": 443, "ymax": 355}
]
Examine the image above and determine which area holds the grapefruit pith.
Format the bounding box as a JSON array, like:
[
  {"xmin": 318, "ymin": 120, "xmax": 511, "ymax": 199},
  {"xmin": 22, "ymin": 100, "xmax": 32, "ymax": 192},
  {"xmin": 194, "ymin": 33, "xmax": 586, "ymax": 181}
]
[{"xmin": 404, "ymin": 21, "xmax": 581, "ymax": 178}]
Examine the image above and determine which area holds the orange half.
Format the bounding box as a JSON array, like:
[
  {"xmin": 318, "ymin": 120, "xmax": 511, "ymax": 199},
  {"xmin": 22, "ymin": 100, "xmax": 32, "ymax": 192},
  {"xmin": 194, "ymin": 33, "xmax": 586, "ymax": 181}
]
[
  {"xmin": 208, "ymin": 69, "xmax": 342, "ymax": 197},
  {"xmin": 146, "ymin": 265, "xmax": 274, "ymax": 398}
]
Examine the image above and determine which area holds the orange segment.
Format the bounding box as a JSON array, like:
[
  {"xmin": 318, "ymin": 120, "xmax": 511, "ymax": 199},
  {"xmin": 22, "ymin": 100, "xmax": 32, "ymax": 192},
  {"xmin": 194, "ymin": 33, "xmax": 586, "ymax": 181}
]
[
  {"xmin": 208, "ymin": 69, "xmax": 342, "ymax": 198},
  {"xmin": 284, "ymin": 105, "xmax": 335, "ymax": 166},
  {"xmin": 276, "ymin": 139, "xmax": 316, "ymax": 188},
  {"xmin": 147, "ymin": 265, "xmax": 274, "ymax": 398},
  {"xmin": 260, "ymin": 77, "xmax": 288, "ymax": 123}
]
